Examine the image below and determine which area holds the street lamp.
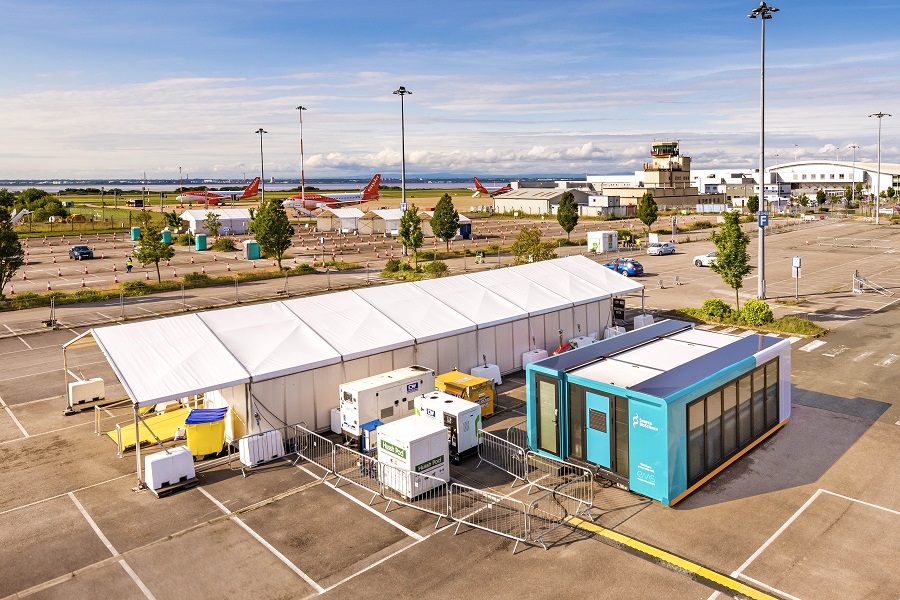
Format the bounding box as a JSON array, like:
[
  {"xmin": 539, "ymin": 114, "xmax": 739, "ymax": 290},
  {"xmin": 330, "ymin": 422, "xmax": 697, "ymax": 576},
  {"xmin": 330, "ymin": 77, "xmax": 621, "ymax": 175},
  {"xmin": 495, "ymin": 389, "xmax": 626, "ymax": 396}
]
[
  {"xmin": 749, "ymin": 1, "xmax": 778, "ymax": 300},
  {"xmin": 256, "ymin": 128, "xmax": 267, "ymax": 203},
  {"xmin": 869, "ymin": 112, "xmax": 891, "ymax": 224},
  {"xmin": 296, "ymin": 106, "xmax": 307, "ymax": 204},
  {"xmin": 393, "ymin": 86, "xmax": 411, "ymax": 212},
  {"xmin": 793, "ymin": 144, "xmax": 798, "ymax": 162},
  {"xmin": 848, "ymin": 144, "xmax": 859, "ymax": 208}
]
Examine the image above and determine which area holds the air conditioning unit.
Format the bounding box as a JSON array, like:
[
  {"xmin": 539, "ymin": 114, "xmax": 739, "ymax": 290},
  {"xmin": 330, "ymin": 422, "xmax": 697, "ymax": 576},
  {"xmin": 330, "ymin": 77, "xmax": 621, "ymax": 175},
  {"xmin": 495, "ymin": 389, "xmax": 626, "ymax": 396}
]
[
  {"xmin": 239, "ymin": 429, "xmax": 284, "ymax": 467},
  {"xmin": 67, "ymin": 378, "xmax": 105, "ymax": 410}
]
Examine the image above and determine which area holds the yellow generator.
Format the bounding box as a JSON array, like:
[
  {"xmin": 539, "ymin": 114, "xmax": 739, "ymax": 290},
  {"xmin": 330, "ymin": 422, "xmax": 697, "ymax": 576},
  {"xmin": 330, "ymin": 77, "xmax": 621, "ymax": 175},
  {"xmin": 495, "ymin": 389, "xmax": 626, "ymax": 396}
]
[{"xmin": 435, "ymin": 370, "xmax": 495, "ymax": 418}]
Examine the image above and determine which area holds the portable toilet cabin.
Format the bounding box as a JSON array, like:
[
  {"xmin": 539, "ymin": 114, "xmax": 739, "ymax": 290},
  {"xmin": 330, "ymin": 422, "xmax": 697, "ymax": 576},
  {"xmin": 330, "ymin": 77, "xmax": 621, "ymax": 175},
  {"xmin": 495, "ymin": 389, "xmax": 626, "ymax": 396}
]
[
  {"xmin": 243, "ymin": 240, "xmax": 260, "ymax": 260},
  {"xmin": 161, "ymin": 229, "xmax": 173, "ymax": 244},
  {"xmin": 587, "ymin": 230, "xmax": 617, "ymax": 253},
  {"xmin": 130, "ymin": 227, "xmax": 141, "ymax": 241},
  {"xmin": 195, "ymin": 234, "xmax": 207, "ymax": 251}
]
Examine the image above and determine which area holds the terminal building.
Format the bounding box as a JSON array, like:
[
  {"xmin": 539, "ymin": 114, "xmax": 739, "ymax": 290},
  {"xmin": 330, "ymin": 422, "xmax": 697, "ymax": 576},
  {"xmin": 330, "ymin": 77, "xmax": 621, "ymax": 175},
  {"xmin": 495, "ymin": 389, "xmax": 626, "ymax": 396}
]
[{"xmin": 525, "ymin": 320, "xmax": 791, "ymax": 506}]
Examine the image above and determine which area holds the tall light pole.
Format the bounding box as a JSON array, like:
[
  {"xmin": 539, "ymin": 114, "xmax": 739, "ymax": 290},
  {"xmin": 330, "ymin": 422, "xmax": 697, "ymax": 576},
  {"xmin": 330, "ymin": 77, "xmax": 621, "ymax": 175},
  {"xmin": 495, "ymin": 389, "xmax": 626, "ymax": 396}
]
[
  {"xmin": 393, "ymin": 86, "xmax": 411, "ymax": 212},
  {"xmin": 296, "ymin": 106, "xmax": 307, "ymax": 203},
  {"xmin": 869, "ymin": 112, "xmax": 891, "ymax": 225},
  {"xmin": 793, "ymin": 144, "xmax": 798, "ymax": 162},
  {"xmin": 848, "ymin": 144, "xmax": 859, "ymax": 207},
  {"xmin": 749, "ymin": 1, "xmax": 778, "ymax": 300},
  {"xmin": 256, "ymin": 128, "xmax": 267, "ymax": 203}
]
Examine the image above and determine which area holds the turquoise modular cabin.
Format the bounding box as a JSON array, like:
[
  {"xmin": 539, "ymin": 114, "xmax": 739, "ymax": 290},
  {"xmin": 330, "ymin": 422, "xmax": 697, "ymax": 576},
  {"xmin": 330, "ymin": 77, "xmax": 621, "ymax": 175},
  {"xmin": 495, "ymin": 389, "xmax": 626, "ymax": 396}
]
[{"xmin": 525, "ymin": 320, "xmax": 791, "ymax": 506}]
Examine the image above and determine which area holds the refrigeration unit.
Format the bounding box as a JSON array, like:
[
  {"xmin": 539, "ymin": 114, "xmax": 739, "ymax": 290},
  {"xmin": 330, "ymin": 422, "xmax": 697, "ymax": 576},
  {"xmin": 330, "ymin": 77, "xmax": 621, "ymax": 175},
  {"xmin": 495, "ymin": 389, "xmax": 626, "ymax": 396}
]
[
  {"xmin": 376, "ymin": 416, "xmax": 450, "ymax": 498},
  {"xmin": 339, "ymin": 366, "xmax": 435, "ymax": 440},
  {"xmin": 413, "ymin": 391, "xmax": 481, "ymax": 462}
]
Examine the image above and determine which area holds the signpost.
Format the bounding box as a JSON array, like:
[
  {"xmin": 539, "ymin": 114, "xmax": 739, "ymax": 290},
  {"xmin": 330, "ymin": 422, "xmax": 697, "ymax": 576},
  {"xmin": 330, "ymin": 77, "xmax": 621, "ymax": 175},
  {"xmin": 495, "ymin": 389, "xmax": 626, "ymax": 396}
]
[
  {"xmin": 613, "ymin": 298, "xmax": 625, "ymax": 322},
  {"xmin": 758, "ymin": 211, "xmax": 769, "ymax": 228},
  {"xmin": 792, "ymin": 256, "xmax": 801, "ymax": 299},
  {"xmin": 671, "ymin": 215, "xmax": 677, "ymax": 240}
]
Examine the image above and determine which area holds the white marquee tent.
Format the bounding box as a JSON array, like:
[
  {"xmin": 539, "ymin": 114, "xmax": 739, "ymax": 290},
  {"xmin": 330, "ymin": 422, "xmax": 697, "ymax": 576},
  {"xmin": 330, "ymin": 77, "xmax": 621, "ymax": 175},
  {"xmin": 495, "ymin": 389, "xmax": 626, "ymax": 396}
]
[{"xmin": 66, "ymin": 256, "xmax": 642, "ymax": 437}]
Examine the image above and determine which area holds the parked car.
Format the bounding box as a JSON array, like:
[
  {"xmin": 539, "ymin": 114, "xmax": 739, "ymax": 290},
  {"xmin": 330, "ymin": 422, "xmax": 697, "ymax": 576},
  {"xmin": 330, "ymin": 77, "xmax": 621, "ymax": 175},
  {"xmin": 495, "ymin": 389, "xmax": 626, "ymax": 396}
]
[
  {"xmin": 603, "ymin": 258, "xmax": 644, "ymax": 277},
  {"xmin": 693, "ymin": 251, "xmax": 717, "ymax": 267},
  {"xmin": 647, "ymin": 242, "xmax": 675, "ymax": 256},
  {"xmin": 69, "ymin": 245, "xmax": 94, "ymax": 260}
]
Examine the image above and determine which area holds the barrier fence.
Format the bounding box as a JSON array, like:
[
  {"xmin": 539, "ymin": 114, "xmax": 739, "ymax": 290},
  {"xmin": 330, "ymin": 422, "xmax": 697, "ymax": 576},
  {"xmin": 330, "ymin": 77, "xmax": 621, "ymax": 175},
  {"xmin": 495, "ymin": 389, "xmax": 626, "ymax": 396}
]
[
  {"xmin": 379, "ymin": 462, "xmax": 451, "ymax": 528},
  {"xmin": 476, "ymin": 428, "xmax": 528, "ymax": 484},
  {"xmin": 333, "ymin": 444, "xmax": 382, "ymax": 503},
  {"xmin": 525, "ymin": 451, "xmax": 594, "ymax": 509},
  {"xmin": 449, "ymin": 482, "xmax": 529, "ymax": 554},
  {"xmin": 294, "ymin": 424, "xmax": 335, "ymax": 477},
  {"xmin": 817, "ymin": 236, "xmax": 893, "ymax": 249}
]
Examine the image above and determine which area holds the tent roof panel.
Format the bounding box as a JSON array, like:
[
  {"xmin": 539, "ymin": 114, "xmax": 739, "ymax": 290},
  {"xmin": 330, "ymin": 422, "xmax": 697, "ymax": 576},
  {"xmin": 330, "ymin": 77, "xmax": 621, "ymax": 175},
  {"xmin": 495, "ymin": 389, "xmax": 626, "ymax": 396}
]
[
  {"xmin": 413, "ymin": 277, "xmax": 525, "ymax": 328},
  {"xmin": 463, "ymin": 268, "xmax": 572, "ymax": 316},
  {"xmin": 197, "ymin": 303, "xmax": 341, "ymax": 380},
  {"xmin": 282, "ymin": 292, "xmax": 414, "ymax": 360},
  {"xmin": 513, "ymin": 259, "xmax": 612, "ymax": 305},
  {"xmin": 551, "ymin": 255, "xmax": 643, "ymax": 296},
  {"xmin": 92, "ymin": 314, "xmax": 250, "ymax": 407},
  {"xmin": 353, "ymin": 286, "xmax": 476, "ymax": 343}
]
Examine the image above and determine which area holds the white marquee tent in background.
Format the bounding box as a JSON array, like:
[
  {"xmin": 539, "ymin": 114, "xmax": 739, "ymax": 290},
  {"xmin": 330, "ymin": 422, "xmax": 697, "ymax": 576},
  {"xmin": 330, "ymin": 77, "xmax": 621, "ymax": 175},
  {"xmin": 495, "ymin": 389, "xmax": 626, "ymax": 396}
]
[{"xmin": 64, "ymin": 256, "xmax": 642, "ymax": 439}]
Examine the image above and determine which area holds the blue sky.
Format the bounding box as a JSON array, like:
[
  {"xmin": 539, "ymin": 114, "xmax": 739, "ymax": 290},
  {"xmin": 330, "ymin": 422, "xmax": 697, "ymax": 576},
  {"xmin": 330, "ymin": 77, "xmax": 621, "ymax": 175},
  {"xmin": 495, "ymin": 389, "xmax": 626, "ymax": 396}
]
[{"xmin": 1, "ymin": 0, "xmax": 898, "ymax": 179}]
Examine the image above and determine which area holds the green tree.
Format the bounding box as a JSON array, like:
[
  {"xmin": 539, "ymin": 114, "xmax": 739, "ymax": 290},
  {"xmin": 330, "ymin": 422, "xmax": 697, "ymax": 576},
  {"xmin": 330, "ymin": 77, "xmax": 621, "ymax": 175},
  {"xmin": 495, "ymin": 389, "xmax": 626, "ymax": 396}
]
[
  {"xmin": 510, "ymin": 225, "xmax": 556, "ymax": 265},
  {"xmin": 556, "ymin": 190, "xmax": 579, "ymax": 240},
  {"xmin": 430, "ymin": 193, "xmax": 460, "ymax": 251},
  {"xmin": 203, "ymin": 211, "xmax": 221, "ymax": 237},
  {"xmin": 137, "ymin": 209, "xmax": 154, "ymax": 229},
  {"xmin": 133, "ymin": 223, "xmax": 175, "ymax": 283},
  {"xmin": 398, "ymin": 204, "xmax": 423, "ymax": 268},
  {"xmin": 843, "ymin": 186, "xmax": 852, "ymax": 204},
  {"xmin": 0, "ymin": 189, "xmax": 15, "ymax": 210},
  {"xmin": 164, "ymin": 210, "xmax": 181, "ymax": 230},
  {"xmin": 636, "ymin": 191, "xmax": 658, "ymax": 232},
  {"xmin": 710, "ymin": 211, "xmax": 751, "ymax": 311},
  {"xmin": 798, "ymin": 193, "xmax": 809, "ymax": 207},
  {"xmin": 0, "ymin": 208, "xmax": 24, "ymax": 297},
  {"xmin": 249, "ymin": 199, "xmax": 295, "ymax": 269},
  {"xmin": 746, "ymin": 194, "xmax": 759, "ymax": 214}
]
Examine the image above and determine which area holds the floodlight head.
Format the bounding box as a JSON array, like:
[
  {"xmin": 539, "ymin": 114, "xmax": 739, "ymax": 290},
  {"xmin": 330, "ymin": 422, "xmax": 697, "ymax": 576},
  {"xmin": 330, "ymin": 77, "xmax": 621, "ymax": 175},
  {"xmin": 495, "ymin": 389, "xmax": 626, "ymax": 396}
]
[
  {"xmin": 393, "ymin": 86, "xmax": 411, "ymax": 96},
  {"xmin": 749, "ymin": 2, "xmax": 777, "ymax": 18},
  {"xmin": 296, "ymin": 105, "xmax": 307, "ymax": 111},
  {"xmin": 255, "ymin": 128, "xmax": 267, "ymax": 134}
]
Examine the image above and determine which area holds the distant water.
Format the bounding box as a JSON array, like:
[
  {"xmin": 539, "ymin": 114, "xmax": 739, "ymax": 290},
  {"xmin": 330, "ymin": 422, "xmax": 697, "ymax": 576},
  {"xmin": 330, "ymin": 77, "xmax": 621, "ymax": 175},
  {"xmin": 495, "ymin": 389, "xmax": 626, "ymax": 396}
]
[{"xmin": 0, "ymin": 181, "xmax": 483, "ymax": 193}]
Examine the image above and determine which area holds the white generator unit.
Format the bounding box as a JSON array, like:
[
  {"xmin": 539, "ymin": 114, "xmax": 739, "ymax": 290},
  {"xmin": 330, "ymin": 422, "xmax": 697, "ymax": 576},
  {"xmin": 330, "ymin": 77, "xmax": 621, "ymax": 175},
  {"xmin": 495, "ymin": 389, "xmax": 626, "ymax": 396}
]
[
  {"xmin": 413, "ymin": 391, "xmax": 481, "ymax": 462},
  {"xmin": 522, "ymin": 349, "xmax": 549, "ymax": 368},
  {"xmin": 239, "ymin": 428, "xmax": 284, "ymax": 467},
  {"xmin": 471, "ymin": 363, "xmax": 502, "ymax": 386},
  {"xmin": 377, "ymin": 416, "xmax": 450, "ymax": 498},
  {"xmin": 67, "ymin": 378, "xmax": 105, "ymax": 412},
  {"xmin": 340, "ymin": 365, "xmax": 435, "ymax": 439}
]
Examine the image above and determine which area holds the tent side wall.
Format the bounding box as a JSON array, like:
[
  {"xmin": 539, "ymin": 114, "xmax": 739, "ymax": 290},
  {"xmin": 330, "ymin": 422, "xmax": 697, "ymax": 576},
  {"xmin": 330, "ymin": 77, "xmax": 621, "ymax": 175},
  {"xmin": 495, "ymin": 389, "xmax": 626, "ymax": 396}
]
[{"xmin": 205, "ymin": 384, "xmax": 249, "ymax": 441}]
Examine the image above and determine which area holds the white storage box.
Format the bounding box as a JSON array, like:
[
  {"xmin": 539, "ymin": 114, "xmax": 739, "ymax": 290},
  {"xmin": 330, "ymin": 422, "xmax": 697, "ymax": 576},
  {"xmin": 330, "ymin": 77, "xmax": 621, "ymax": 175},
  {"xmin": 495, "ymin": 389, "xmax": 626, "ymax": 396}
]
[
  {"xmin": 340, "ymin": 366, "xmax": 435, "ymax": 438},
  {"xmin": 414, "ymin": 391, "xmax": 481, "ymax": 461},
  {"xmin": 471, "ymin": 363, "xmax": 502, "ymax": 386},
  {"xmin": 569, "ymin": 336, "xmax": 597, "ymax": 349},
  {"xmin": 67, "ymin": 378, "xmax": 105, "ymax": 409},
  {"xmin": 377, "ymin": 416, "xmax": 450, "ymax": 498},
  {"xmin": 330, "ymin": 408, "xmax": 342, "ymax": 435},
  {"xmin": 144, "ymin": 446, "xmax": 195, "ymax": 491},
  {"xmin": 522, "ymin": 349, "xmax": 548, "ymax": 368},
  {"xmin": 239, "ymin": 429, "xmax": 284, "ymax": 467},
  {"xmin": 634, "ymin": 314, "xmax": 655, "ymax": 329}
]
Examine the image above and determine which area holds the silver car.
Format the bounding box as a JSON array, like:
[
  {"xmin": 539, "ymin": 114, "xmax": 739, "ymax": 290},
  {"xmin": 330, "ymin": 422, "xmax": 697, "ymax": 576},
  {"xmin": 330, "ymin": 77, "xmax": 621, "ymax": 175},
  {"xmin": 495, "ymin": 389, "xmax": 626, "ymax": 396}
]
[
  {"xmin": 693, "ymin": 251, "xmax": 717, "ymax": 267},
  {"xmin": 647, "ymin": 242, "xmax": 675, "ymax": 256}
]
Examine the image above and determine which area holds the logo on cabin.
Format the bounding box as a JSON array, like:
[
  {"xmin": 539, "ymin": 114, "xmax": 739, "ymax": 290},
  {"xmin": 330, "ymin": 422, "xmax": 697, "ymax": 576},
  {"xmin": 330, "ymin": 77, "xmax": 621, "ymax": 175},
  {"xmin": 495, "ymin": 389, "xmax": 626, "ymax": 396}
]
[
  {"xmin": 406, "ymin": 382, "xmax": 419, "ymax": 393},
  {"xmin": 632, "ymin": 413, "xmax": 659, "ymax": 432},
  {"xmin": 379, "ymin": 439, "xmax": 407, "ymax": 459}
]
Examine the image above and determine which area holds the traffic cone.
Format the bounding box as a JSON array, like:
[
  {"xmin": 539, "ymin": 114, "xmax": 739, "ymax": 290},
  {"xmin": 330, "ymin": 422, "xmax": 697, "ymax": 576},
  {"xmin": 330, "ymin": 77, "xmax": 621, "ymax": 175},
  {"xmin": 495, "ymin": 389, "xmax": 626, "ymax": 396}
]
[
  {"xmin": 201, "ymin": 265, "xmax": 205, "ymax": 274},
  {"xmin": 112, "ymin": 264, "xmax": 116, "ymax": 272},
  {"xmin": 83, "ymin": 266, "xmax": 88, "ymax": 274},
  {"xmin": 81, "ymin": 278, "xmax": 85, "ymax": 287},
  {"xmin": 57, "ymin": 267, "xmax": 61, "ymax": 277},
  {"xmin": 145, "ymin": 271, "xmax": 150, "ymax": 281},
  {"xmin": 101, "ymin": 253, "xmax": 104, "ymax": 259},
  {"xmin": 272, "ymin": 260, "xmax": 276, "ymax": 267},
  {"xmin": 46, "ymin": 282, "xmax": 51, "ymax": 291},
  {"xmin": 9, "ymin": 285, "xmax": 13, "ymax": 295},
  {"xmin": 114, "ymin": 274, "xmax": 119, "ymax": 284},
  {"xmin": 166, "ymin": 259, "xmax": 170, "ymax": 267},
  {"xmin": 190, "ymin": 256, "xmax": 194, "ymax": 264},
  {"xmin": 173, "ymin": 268, "xmax": 177, "ymax": 278},
  {"xmin": 22, "ymin": 272, "xmax": 26, "ymax": 280},
  {"xmin": 52, "ymin": 256, "xmax": 56, "ymax": 263},
  {"xmin": 252, "ymin": 261, "xmax": 256, "ymax": 268},
  {"xmin": 227, "ymin": 263, "xmax": 231, "ymax": 271},
  {"xmin": 213, "ymin": 255, "xmax": 217, "ymax": 261}
]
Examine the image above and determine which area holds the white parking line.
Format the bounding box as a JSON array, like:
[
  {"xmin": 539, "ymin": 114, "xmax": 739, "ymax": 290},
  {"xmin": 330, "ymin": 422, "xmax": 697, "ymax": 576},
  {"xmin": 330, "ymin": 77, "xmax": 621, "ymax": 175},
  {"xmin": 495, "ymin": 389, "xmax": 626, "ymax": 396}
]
[
  {"xmin": 197, "ymin": 486, "xmax": 325, "ymax": 594},
  {"xmin": 798, "ymin": 340, "xmax": 826, "ymax": 353},
  {"xmin": 0, "ymin": 393, "xmax": 30, "ymax": 438},
  {"xmin": 875, "ymin": 354, "xmax": 898, "ymax": 367},
  {"xmin": 68, "ymin": 492, "xmax": 156, "ymax": 600},
  {"xmin": 852, "ymin": 351, "xmax": 875, "ymax": 363}
]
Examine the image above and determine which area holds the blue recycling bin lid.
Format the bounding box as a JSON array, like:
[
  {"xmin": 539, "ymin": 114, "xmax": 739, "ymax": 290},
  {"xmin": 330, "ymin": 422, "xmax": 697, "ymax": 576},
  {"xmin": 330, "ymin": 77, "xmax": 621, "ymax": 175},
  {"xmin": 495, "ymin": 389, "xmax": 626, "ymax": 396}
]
[
  {"xmin": 360, "ymin": 419, "xmax": 383, "ymax": 432},
  {"xmin": 185, "ymin": 407, "xmax": 228, "ymax": 424}
]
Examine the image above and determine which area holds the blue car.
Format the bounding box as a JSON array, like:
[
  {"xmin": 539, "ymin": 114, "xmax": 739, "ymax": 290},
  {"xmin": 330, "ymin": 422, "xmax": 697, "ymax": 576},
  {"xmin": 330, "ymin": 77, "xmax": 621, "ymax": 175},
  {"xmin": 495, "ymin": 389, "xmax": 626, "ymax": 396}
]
[{"xmin": 603, "ymin": 258, "xmax": 644, "ymax": 277}]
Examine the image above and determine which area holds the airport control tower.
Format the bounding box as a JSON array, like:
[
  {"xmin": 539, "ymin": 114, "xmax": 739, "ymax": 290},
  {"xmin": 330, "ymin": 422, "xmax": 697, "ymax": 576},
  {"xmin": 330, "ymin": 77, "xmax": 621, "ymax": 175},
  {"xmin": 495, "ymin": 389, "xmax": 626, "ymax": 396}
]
[{"xmin": 643, "ymin": 141, "xmax": 692, "ymax": 189}]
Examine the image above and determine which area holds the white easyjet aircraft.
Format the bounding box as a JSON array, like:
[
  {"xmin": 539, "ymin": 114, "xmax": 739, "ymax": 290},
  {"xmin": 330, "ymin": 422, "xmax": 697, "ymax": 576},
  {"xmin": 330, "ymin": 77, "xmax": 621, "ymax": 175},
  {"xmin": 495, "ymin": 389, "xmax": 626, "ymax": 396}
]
[
  {"xmin": 282, "ymin": 174, "xmax": 381, "ymax": 216},
  {"xmin": 175, "ymin": 177, "xmax": 260, "ymax": 206}
]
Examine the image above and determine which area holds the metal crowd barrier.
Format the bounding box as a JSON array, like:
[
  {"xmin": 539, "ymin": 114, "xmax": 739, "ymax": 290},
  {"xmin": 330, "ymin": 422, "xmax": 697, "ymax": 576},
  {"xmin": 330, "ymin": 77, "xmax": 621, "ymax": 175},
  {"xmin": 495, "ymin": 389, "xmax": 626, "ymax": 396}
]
[
  {"xmin": 476, "ymin": 429, "xmax": 527, "ymax": 485},
  {"xmin": 294, "ymin": 424, "xmax": 335, "ymax": 478},
  {"xmin": 525, "ymin": 451, "xmax": 594, "ymax": 508},
  {"xmin": 379, "ymin": 462, "xmax": 450, "ymax": 528},
  {"xmin": 526, "ymin": 474, "xmax": 595, "ymax": 549},
  {"xmin": 449, "ymin": 482, "xmax": 529, "ymax": 554},
  {"xmin": 332, "ymin": 444, "xmax": 382, "ymax": 503},
  {"xmin": 506, "ymin": 418, "xmax": 528, "ymax": 452}
]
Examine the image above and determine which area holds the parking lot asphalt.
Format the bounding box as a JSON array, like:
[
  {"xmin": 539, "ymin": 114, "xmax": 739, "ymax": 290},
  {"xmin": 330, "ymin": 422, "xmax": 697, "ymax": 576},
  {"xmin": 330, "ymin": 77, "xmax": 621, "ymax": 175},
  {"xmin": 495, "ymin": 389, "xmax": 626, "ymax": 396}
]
[{"xmin": 0, "ymin": 218, "xmax": 898, "ymax": 600}]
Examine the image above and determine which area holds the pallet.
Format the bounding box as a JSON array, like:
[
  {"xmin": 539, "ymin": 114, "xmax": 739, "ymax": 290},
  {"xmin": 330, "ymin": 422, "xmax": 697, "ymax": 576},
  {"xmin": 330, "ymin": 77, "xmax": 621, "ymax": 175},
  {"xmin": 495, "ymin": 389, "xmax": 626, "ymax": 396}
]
[{"xmin": 149, "ymin": 476, "xmax": 198, "ymax": 499}]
